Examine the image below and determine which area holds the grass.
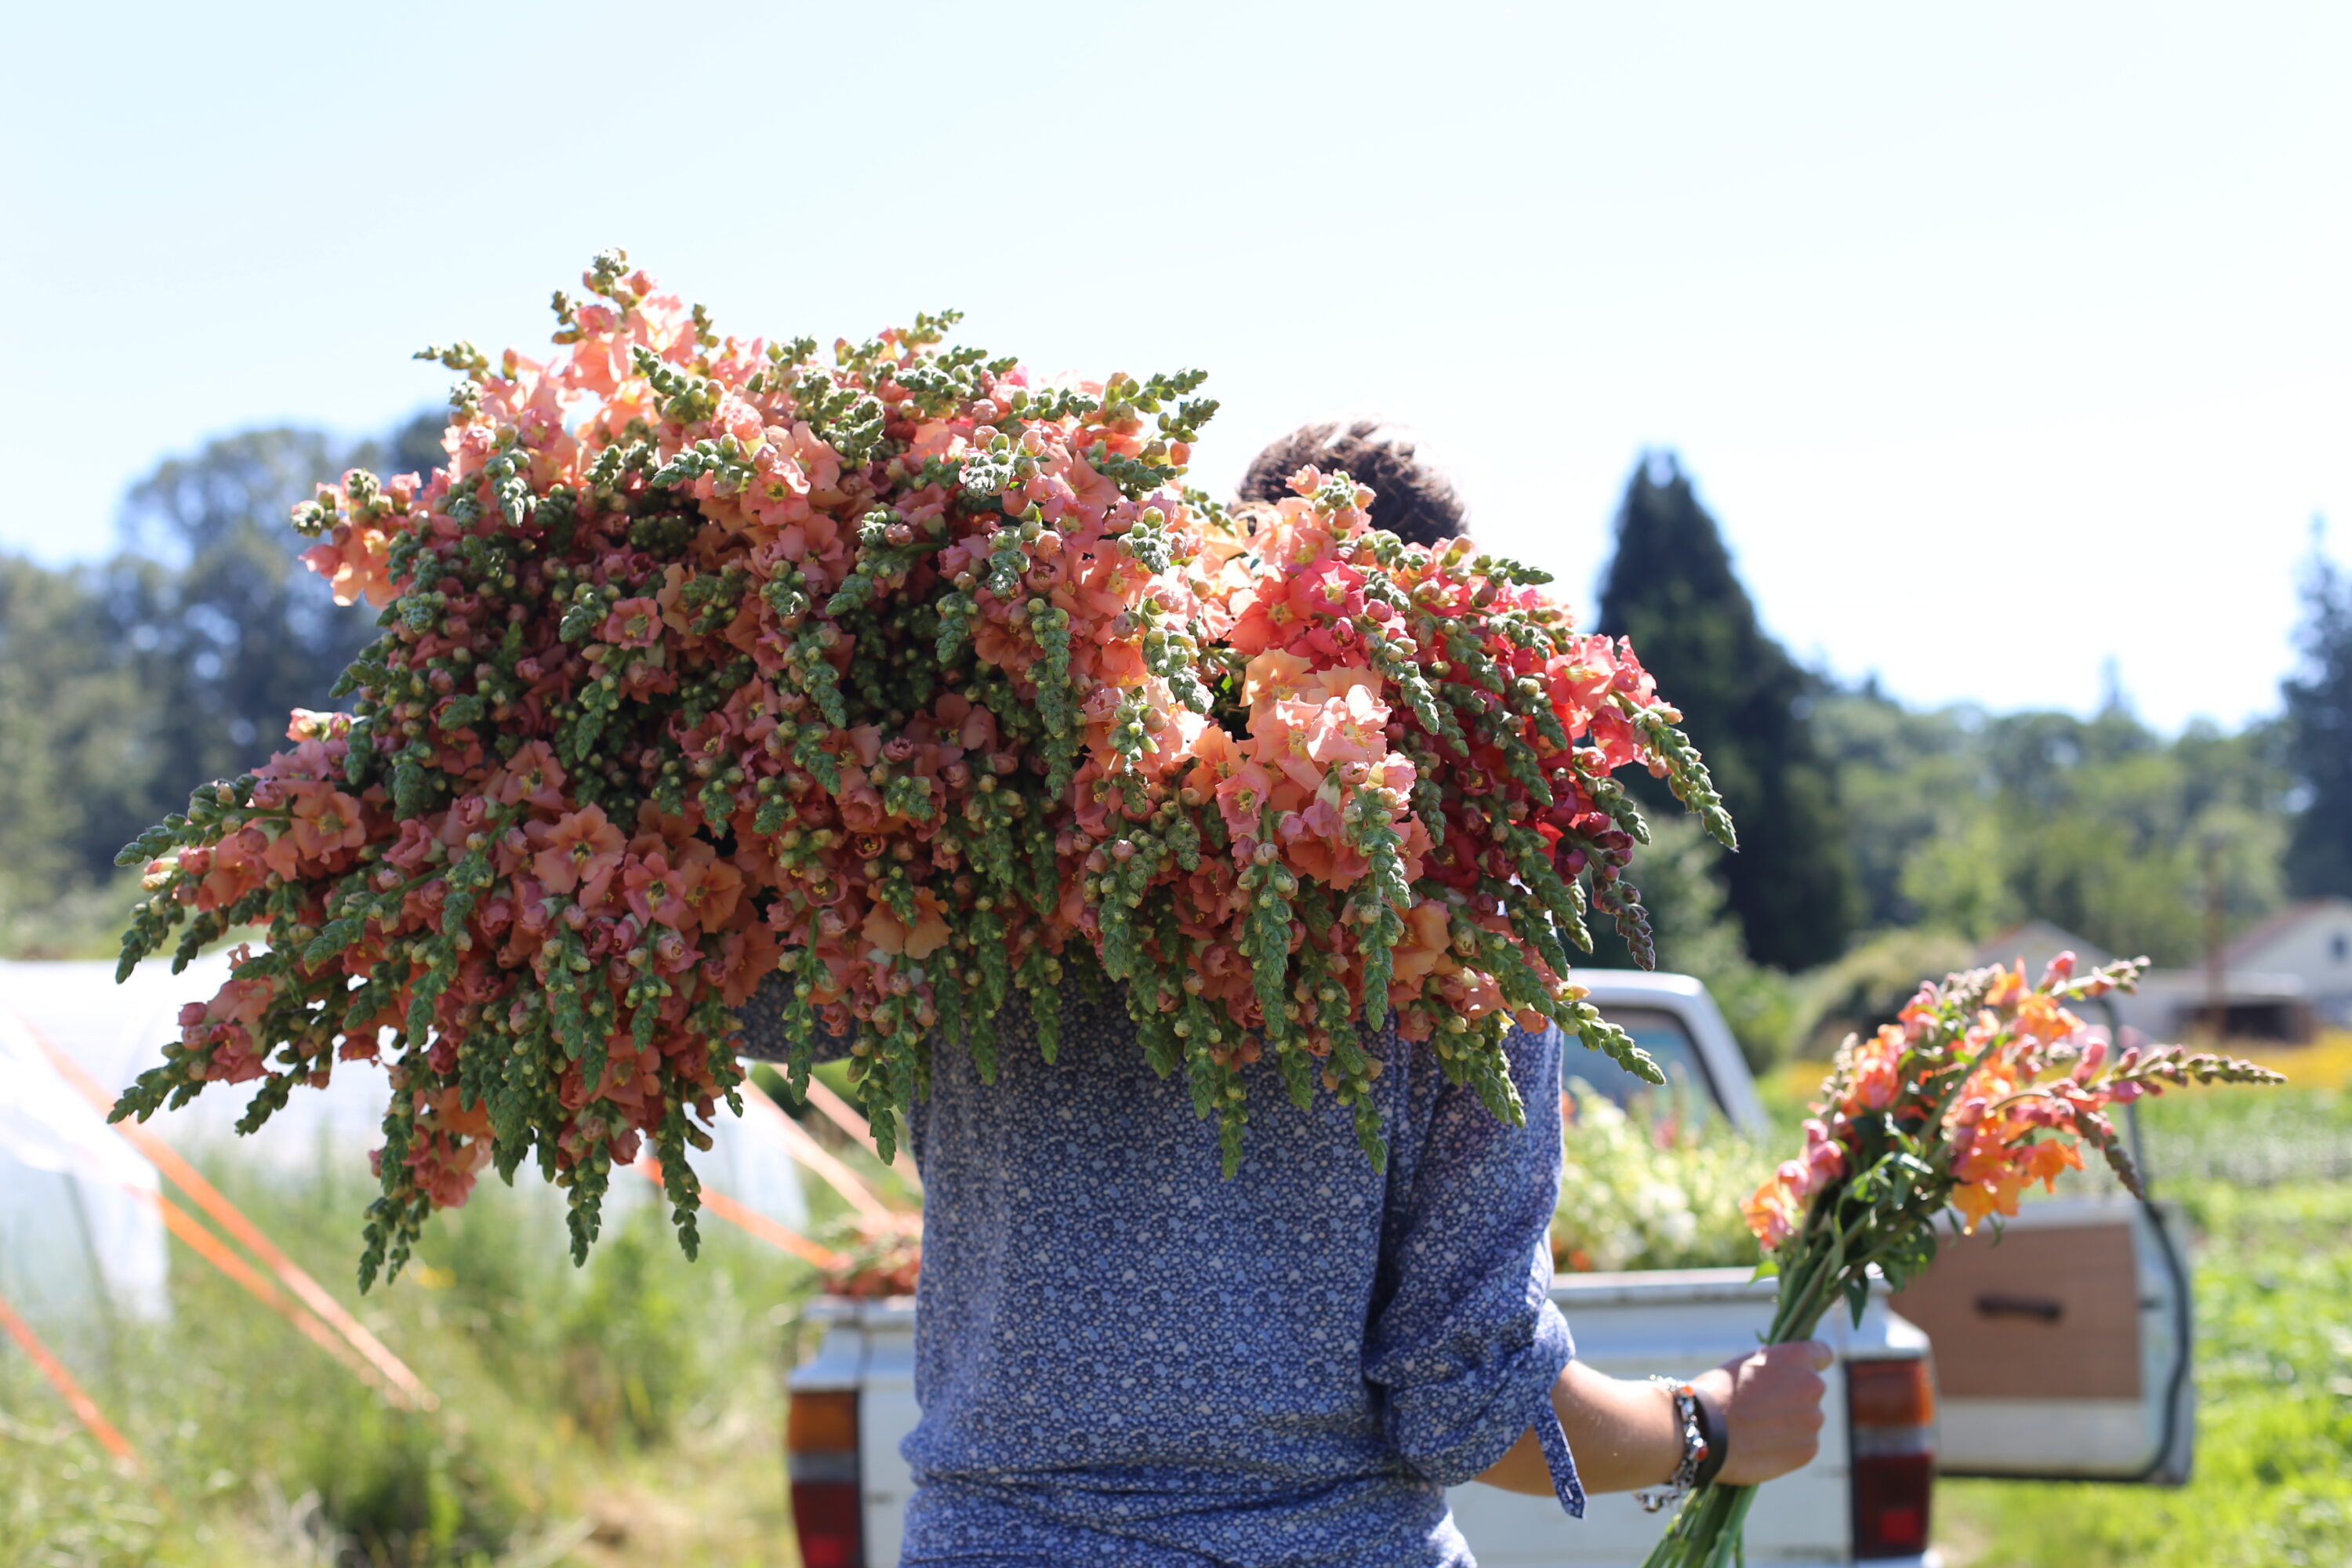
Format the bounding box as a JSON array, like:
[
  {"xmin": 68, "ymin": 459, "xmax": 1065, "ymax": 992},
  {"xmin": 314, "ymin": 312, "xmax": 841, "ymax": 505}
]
[
  {"xmin": 0, "ymin": 1127, "xmax": 891, "ymax": 1568},
  {"xmin": 1935, "ymin": 1079, "xmax": 2352, "ymax": 1568}
]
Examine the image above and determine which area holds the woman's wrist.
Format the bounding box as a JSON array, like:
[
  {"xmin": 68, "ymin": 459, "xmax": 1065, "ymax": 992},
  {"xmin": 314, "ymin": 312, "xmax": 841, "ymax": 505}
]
[
  {"xmin": 1632, "ymin": 1377, "xmax": 1712, "ymax": 1512},
  {"xmin": 1690, "ymin": 1381, "xmax": 1727, "ymax": 1486}
]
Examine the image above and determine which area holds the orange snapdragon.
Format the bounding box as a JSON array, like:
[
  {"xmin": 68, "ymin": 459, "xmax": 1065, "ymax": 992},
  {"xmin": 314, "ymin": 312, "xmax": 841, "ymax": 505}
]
[
  {"xmin": 1661, "ymin": 956, "xmax": 2282, "ymax": 1568},
  {"xmin": 114, "ymin": 252, "xmax": 1735, "ymax": 1281},
  {"xmin": 1743, "ymin": 954, "xmax": 2281, "ymax": 1261}
]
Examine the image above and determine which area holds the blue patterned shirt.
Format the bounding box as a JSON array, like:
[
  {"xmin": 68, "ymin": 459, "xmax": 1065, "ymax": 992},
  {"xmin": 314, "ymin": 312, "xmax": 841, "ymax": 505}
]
[{"xmin": 744, "ymin": 989, "xmax": 1584, "ymax": 1566}]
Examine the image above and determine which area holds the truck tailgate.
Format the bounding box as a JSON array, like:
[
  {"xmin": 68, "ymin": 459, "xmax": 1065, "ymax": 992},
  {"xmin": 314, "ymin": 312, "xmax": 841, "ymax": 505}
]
[{"xmin": 802, "ymin": 1269, "xmax": 1932, "ymax": 1568}]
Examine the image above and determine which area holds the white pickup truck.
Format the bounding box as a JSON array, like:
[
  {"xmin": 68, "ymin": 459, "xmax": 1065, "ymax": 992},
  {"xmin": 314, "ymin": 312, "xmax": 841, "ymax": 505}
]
[{"xmin": 782, "ymin": 971, "xmax": 2196, "ymax": 1568}]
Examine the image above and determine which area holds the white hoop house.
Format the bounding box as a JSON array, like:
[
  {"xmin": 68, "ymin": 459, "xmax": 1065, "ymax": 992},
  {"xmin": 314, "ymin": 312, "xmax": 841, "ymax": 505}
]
[{"xmin": 1, "ymin": 954, "xmax": 811, "ymax": 1330}]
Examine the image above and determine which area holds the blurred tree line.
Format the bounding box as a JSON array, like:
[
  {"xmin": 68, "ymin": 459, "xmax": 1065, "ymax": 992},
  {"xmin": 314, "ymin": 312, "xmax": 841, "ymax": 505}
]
[
  {"xmin": 0, "ymin": 415, "xmax": 441, "ymax": 954},
  {"xmin": 2, "ymin": 423, "xmax": 2347, "ymax": 1066},
  {"xmin": 1586, "ymin": 456, "xmax": 2348, "ymax": 1064}
]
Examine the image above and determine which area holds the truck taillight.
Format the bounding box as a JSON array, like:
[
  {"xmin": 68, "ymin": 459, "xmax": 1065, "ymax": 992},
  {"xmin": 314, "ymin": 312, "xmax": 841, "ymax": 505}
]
[
  {"xmin": 788, "ymin": 1389, "xmax": 864, "ymax": 1568},
  {"xmin": 1847, "ymin": 1358, "xmax": 1935, "ymax": 1560}
]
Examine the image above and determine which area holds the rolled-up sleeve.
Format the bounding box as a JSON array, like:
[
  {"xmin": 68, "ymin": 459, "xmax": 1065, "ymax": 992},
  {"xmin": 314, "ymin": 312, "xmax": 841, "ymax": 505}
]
[{"xmin": 1362, "ymin": 1024, "xmax": 1584, "ymax": 1517}]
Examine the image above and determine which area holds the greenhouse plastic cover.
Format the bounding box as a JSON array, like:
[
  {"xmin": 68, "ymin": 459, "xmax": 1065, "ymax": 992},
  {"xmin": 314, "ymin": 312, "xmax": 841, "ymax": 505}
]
[
  {"xmin": 0, "ymin": 1001, "xmax": 168, "ymax": 1324},
  {"xmin": 0, "ymin": 956, "xmax": 809, "ymax": 1320}
]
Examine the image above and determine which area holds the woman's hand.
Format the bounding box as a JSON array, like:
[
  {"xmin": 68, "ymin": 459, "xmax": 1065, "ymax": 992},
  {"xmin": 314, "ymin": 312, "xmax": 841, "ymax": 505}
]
[
  {"xmin": 1475, "ymin": 1341, "xmax": 1835, "ymax": 1497},
  {"xmin": 1692, "ymin": 1341, "xmax": 1833, "ymax": 1486}
]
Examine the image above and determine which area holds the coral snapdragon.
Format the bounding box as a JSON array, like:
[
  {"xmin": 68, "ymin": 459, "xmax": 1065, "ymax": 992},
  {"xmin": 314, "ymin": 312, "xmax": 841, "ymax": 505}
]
[
  {"xmin": 1647, "ymin": 953, "xmax": 2283, "ymax": 1568},
  {"xmin": 110, "ymin": 252, "xmax": 1730, "ymax": 1287}
]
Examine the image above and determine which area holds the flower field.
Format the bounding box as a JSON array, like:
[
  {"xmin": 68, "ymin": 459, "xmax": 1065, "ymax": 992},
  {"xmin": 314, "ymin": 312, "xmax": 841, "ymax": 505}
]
[{"xmin": 1552, "ymin": 1077, "xmax": 1769, "ymax": 1274}]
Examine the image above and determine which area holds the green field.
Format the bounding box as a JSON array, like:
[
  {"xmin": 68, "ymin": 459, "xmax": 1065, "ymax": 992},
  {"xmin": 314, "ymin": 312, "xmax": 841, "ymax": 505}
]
[
  {"xmin": 1934, "ymin": 1078, "xmax": 2352, "ymax": 1568},
  {"xmin": 1, "ymin": 1138, "xmax": 858, "ymax": 1568}
]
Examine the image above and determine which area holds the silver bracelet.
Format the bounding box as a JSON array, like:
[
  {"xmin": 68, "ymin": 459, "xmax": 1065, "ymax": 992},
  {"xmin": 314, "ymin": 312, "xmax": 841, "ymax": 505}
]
[{"xmin": 1632, "ymin": 1376, "xmax": 1711, "ymax": 1514}]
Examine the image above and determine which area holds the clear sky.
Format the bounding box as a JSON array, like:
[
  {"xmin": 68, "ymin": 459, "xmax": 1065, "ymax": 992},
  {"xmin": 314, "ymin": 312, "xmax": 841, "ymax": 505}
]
[{"xmin": 5, "ymin": 2, "xmax": 2345, "ymax": 732}]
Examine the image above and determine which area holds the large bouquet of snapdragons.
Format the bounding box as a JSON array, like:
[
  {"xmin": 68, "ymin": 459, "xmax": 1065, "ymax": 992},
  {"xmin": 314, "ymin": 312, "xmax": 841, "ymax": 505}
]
[
  {"xmin": 1645, "ymin": 953, "xmax": 2283, "ymax": 1567},
  {"xmin": 111, "ymin": 252, "xmax": 1731, "ymax": 1285}
]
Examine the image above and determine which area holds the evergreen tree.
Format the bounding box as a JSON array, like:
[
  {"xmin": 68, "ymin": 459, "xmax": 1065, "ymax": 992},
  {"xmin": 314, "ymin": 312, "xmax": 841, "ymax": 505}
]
[
  {"xmin": 0, "ymin": 558, "xmax": 160, "ymax": 942},
  {"xmin": 0, "ymin": 412, "xmax": 445, "ymax": 956},
  {"xmin": 1595, "ymin": 452, "xmax": 1857, "ymax": 969},
  {"xmin": 100, "ymin": 422, "xmax": 430, "ymax": 809},
  {"xmin": 2283, "ymin": 539, "xmax": 2352, "ymax": 897},
  {"xmin": 1806, "ymin": 687, "xmax": 2292, "ymax": 967}
]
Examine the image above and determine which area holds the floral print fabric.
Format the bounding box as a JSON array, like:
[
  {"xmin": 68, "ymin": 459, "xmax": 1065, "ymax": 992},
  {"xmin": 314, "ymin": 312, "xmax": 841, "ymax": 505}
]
[{"xmin": 739, "ymin": 985, "xmax": 1584, "ymax": 1566}]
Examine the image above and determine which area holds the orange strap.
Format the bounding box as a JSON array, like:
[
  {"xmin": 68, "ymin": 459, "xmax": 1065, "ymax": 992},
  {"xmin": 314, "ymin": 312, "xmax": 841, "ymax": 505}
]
[
  {"xmin": 0, "ymin": 1284, "xmax": 143, "ymax": 1470},
  {"xmin": 15, "ymin": 1011, "xmax": 437, "ymax": 1411},
  {"xmin": 797, "ymin": 1075, "xmax": 924, "ymax": 1195},
  {"xmin": 738, "ymin": 1078, "xmax": 899, "ymax": 1226},
  {"xmin": 141, "ymin": 1186, "xmax": 401, "ymax": 1401},
  {"xmin": 633, "ymin": 1156, "xmax": 844, "ymax": 1269}
]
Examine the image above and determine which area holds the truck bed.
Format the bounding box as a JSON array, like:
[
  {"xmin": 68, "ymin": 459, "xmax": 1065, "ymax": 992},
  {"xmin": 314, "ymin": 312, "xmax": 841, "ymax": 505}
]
[{"xmin": 790, "ymin": 1268, "xmax": 1935, "ymax": 1568}]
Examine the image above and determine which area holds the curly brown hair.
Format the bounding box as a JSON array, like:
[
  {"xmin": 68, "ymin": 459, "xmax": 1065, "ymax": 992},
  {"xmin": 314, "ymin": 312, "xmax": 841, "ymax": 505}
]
[{"xmin": 1236, "ymin": 419, "xmax": 1466, "ymax": 549}]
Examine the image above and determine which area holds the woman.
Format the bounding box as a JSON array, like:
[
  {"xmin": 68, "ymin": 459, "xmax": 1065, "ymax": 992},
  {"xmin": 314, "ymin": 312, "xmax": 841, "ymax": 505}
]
[{"xmin": 740, "ymin": 423, "xmax": 1828, "ymax": 1566}]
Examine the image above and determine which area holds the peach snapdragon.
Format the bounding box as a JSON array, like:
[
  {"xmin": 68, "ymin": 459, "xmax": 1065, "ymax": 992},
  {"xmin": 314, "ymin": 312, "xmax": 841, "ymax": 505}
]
[{"xmin": 112, "ymin": 252, "xmax": 1731, "ymax": 1283}]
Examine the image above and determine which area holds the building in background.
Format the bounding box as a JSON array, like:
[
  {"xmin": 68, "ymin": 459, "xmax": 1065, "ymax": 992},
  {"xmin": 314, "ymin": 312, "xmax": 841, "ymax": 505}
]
[
  {"xmin": 2223, "ymin": 899, "xmax": 2352, "ymax": 1029},
  {"xmin": 1974, "ymin": 922, "xmax": 2314, "ymax": 1044}
]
